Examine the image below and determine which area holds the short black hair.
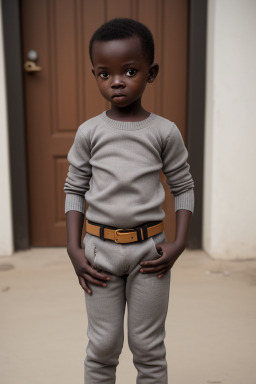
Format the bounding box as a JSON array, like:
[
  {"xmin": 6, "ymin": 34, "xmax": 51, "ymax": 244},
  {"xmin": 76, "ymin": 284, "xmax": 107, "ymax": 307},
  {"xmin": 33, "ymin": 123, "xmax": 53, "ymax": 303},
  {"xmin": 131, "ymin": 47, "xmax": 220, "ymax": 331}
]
[{"xmin": 89, "ymin": 18, "xmax": 155, "ymax": 65}]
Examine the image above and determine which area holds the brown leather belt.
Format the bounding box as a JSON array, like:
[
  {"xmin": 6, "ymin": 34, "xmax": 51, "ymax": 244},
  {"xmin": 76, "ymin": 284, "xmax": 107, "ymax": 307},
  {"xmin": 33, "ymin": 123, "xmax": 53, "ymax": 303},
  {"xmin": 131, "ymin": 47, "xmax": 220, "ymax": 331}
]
[{"xmin": 86, "ymin": 220, "xmax": 163, "ymax": 244}]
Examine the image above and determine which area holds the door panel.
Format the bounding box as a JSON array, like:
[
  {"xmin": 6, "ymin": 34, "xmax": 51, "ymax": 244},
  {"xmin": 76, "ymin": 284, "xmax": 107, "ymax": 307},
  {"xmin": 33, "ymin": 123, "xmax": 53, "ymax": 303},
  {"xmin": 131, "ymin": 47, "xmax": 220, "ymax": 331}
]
[{"xmin": 21, "ymin": 0, "xmax": 188, "ymax": 245}]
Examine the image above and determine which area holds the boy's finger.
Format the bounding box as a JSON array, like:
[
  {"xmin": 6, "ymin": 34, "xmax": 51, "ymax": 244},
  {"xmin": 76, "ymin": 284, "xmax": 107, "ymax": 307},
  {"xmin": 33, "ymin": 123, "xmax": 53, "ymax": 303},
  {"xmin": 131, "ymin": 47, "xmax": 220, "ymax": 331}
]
[
  {"xmin": 78, "ymin": 276, "xmax": 92, "ymax": 295},
  {"xmin": 88, "ymin": 265, "xmax": 111, "ymax": 281},
  {"xmin": 84, "ymin": 273, "xmax": 108, "ymax": 287},
  {"xmin": 158, "ymin": 273, "xmax": 166, "ymax": 278},
  {"xmin": 157, "ymin": 267, "xmax": 169, "ymax": 278},
  {"xmin": 140, "ymin": 263, "xmax": 167, "ymax": 274},
  {"xmin": 140, "ymin": 254, "xmax": 166, "ymax": 267}
]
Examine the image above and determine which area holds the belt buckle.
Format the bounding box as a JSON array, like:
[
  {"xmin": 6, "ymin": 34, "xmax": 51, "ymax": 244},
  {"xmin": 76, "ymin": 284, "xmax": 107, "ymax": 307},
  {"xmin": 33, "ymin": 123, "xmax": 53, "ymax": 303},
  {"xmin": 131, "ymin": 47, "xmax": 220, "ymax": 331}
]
[
  {"xmin": 114, "ymin": 228, "xmax": 135, "ymax": 243},
  {"xmin": 114, "ymin": 229, "xmax": 122, "ymax": 243}
]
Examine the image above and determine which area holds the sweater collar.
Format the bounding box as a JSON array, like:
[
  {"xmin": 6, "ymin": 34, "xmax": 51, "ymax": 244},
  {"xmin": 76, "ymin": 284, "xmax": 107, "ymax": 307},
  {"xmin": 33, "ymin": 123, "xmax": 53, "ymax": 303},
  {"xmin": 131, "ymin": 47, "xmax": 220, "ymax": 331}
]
[{"xmin": 100, "ymin": 111, "xmax": 156, "ymax": 131}]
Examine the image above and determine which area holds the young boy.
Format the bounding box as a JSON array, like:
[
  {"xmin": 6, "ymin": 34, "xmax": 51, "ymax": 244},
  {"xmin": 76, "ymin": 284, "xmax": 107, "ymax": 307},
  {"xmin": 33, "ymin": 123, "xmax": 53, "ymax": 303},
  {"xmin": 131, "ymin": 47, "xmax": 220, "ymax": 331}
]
[{"xmin": 64, "ymin": 18, "xmax": 194, "ymax": 384}]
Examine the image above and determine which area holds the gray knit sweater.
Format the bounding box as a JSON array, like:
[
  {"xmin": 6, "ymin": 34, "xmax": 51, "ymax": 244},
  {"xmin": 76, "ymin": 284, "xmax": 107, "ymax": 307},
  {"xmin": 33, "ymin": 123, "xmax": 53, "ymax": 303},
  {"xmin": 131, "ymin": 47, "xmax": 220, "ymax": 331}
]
[{"xmin": 64, "ymin": 111, "xmax": 194, "ymax": 228}]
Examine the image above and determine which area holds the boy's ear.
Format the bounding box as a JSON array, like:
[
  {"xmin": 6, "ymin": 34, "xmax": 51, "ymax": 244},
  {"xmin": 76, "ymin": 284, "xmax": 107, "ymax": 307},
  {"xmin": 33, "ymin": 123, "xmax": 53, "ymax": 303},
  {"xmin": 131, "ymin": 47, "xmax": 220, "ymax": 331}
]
[
  {"xmin": 147, "ymin": 63, "xmax": 159, "ymax": 83},
  {"xmin": 92, "ymin": 69, "xmax": 95, "ymax": 77}
]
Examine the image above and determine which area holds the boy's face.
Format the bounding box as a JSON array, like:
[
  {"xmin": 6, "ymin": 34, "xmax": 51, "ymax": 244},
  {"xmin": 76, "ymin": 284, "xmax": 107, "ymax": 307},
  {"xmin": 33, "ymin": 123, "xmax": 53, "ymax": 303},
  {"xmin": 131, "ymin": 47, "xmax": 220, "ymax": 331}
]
[{"xmin": 91, "ymin": 36, "xmax": 157, "ymax": 109}]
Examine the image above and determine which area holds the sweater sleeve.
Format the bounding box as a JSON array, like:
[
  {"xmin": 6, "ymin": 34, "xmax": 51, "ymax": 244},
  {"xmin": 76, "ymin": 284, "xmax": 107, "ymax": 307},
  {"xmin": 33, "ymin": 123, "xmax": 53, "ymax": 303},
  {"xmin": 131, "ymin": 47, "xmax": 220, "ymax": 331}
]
[
  {"xmin": 162, "ymin": 123, "xmax": 195, "ymax": 213},
  {"xmin": 64, "ymin": 126, "xmax": 92, "ymax": 214}
]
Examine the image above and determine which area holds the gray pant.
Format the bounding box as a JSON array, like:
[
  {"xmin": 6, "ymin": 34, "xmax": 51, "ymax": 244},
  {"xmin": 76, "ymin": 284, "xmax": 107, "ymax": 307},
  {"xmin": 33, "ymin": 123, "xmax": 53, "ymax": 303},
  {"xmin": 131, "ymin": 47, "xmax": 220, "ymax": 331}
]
[{"xmin": 83, "ymin": 231, "xmax": 171, "ymax": 384}]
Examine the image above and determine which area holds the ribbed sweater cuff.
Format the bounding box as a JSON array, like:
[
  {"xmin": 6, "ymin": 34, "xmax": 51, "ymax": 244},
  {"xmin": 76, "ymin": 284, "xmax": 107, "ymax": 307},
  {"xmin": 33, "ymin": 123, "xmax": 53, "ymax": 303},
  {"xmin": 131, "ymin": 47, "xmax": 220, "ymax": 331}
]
[
  {"xmin": 174, "ymin": 189, "xmax": 194, "ymax": 213},
  {"xmin": 65, "ymin": 194, "xmax": 85, "ymax": 214}
]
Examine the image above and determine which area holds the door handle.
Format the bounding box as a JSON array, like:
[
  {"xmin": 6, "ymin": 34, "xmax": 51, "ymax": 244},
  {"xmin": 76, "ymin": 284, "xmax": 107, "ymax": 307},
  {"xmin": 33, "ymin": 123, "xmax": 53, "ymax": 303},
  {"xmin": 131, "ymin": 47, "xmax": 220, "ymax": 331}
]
[
  {"xmin": 24, "ymin": 61, "xmax": 42, "ymax": 72},
  {"xmin": 24, "ymin": 49, "xmax": 42, "ymax": 73}
]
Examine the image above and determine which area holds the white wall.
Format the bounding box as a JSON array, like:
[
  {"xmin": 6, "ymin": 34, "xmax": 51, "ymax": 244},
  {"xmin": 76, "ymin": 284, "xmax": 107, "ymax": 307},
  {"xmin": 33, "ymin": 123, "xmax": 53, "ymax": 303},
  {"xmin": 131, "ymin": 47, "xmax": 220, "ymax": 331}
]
[
  {"xmin": 0, "ymin": 1, "xmax": 14, "ymax": 256},
  {"xmin": 203, "ymin": 0, "xmax": 256, "ymax": 259}
]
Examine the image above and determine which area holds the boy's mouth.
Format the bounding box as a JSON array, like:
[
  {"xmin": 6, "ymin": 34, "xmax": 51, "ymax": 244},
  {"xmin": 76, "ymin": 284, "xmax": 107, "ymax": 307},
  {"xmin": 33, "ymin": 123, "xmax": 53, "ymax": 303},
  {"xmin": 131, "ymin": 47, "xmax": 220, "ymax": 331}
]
[
  {"xmin": 112, "ymin": 93, "xmax": 126, "ymax": 99},
  {"xmin": 111, "ymin": 94, "xmax": 127, "ymax": 103}
]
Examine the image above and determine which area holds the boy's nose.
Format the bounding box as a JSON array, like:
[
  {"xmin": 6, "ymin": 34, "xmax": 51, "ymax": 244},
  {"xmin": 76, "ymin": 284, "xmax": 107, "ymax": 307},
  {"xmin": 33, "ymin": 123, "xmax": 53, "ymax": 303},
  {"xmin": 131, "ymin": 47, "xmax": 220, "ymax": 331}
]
[{"xmin": 111, "ymin": 76, "xmax": 125, "ymax": 88}]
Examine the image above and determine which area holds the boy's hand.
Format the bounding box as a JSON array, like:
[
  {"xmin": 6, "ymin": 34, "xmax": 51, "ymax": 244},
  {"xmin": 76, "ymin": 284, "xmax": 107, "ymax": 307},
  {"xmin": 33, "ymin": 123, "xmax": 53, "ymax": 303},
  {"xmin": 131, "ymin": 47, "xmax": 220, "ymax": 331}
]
[
  {"xmin": 139, "ymin": 241, "xmax": 185, "ymax": 278},
  {"xmin": 140, "ymin": 209, "xmax": 192, "ymax": 278},
  {"xmin": 67, "ymin": 247, "xmax": 111, "ymax": 295}
]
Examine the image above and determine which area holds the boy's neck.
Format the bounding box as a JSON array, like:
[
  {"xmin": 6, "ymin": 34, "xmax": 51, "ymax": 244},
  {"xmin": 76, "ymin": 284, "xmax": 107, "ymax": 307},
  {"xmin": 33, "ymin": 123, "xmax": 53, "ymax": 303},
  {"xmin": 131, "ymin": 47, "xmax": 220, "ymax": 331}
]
[{"xmin": 106, "ymin": 100, "xmax": 150, "ymax": 122}]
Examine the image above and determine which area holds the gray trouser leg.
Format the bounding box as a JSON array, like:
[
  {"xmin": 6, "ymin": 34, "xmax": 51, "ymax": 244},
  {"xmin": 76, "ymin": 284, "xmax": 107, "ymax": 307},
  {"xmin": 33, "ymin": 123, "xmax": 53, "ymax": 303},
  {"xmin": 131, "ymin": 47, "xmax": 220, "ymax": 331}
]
[
  {"xmin": 83, "ymin": 231, "xmax": 170, "ymax": 384},
  {"xmin": 126, "ymin": 266, "xmax": 170, "ymax": 384},
  {"xmin": 84, "ymin": 274, "xmax": 126, "ymax": 384}
]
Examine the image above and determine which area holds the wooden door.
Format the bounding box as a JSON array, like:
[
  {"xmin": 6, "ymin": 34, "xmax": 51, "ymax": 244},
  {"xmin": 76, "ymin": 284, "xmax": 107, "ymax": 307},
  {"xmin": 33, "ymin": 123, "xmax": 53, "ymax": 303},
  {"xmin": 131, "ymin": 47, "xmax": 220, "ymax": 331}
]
[{"xmin": 21, "ymin": 0, "xmax": 188, "ymax": 246}]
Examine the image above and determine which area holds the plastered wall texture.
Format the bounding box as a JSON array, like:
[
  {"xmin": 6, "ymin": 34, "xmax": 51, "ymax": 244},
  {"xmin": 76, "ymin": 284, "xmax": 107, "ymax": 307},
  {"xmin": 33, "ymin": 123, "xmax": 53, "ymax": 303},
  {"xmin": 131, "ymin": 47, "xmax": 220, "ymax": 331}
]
[
  {"xmin": 0, "ymin": 2, "xmax": 14, "ymax": 257},
  {"xmin": 203, "ymin": 0, "xmax": 256, "ymax": 259}
]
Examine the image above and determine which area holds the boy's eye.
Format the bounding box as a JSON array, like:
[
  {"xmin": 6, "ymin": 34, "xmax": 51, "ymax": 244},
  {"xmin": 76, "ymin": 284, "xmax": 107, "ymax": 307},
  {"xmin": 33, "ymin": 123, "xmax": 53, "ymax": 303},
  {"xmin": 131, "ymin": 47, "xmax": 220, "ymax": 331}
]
[
  {"xmin": 99, "ymin": 72, "xmax": 110, "ymax": 79},
  {"xmin": 126, "ymin": 69, "xmax": 137, "ymax": 77}
]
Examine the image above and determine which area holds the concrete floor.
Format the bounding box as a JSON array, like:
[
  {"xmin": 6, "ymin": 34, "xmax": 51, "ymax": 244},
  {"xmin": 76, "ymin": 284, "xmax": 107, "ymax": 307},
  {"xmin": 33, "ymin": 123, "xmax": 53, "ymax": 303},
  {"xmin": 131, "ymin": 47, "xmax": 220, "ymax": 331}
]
[{"xmin": 0, "ymin": 247, "xmax": 256, "ymax": 384}]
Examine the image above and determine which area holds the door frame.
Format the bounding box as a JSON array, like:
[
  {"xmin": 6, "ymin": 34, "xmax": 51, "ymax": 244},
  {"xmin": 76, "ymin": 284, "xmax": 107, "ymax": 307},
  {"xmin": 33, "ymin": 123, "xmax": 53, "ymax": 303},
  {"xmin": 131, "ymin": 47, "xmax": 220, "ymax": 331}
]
[{"xmin": 2, "ymin": 0, "xmax": 206, "ymax": 250}]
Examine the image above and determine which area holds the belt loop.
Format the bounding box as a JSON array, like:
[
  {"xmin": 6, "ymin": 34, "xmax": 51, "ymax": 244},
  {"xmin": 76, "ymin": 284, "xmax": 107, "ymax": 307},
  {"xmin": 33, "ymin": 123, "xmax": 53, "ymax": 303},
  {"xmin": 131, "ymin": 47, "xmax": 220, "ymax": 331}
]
[
  {"xmin": 99, "ymin": 226, "xmax": 105, "ymax": 241},
  {"xmin": 142, "ymin": 225, "xmax": 148, "ymax": 240},
  {"xmin": 135, "ymin": 228, "xmax": 142, "ymax": 242}
]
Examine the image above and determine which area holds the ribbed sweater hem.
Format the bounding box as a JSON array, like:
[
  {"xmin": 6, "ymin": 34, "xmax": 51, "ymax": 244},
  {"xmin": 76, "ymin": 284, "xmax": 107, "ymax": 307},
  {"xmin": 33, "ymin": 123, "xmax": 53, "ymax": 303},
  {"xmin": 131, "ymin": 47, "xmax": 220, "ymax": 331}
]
[
  {"xmin": 174, "ymin": 189, "xmax": 194, "ymax": 213},
  {"xmin": 65, "ymin": 194, "xmax": 85, "ymax": 215}
]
